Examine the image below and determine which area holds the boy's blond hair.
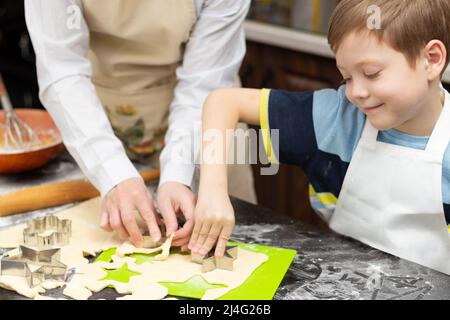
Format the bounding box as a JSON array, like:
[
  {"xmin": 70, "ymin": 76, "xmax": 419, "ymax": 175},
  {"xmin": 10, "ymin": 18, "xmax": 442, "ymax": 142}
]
[{"xmin": 328, "ymin": 0, "xmax": 450, "ymax": 73}]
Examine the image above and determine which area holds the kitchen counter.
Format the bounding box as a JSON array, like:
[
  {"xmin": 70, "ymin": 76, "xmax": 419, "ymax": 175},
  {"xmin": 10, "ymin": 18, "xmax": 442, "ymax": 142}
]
[{"xmin": 0, "ymin": 153, "xmax": 449, "ymax": 300}]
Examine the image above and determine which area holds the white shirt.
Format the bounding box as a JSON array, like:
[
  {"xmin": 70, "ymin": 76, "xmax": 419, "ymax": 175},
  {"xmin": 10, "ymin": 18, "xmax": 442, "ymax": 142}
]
[{"xmin": 24, "ymin": 0, "xmax": 250, "ymax": 196}]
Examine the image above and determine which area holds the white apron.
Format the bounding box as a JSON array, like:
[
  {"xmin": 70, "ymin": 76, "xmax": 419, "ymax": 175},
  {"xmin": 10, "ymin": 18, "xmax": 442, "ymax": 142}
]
[{"xmin": 330, "ymin": 90, "xmax": 450, "ymax": 275}]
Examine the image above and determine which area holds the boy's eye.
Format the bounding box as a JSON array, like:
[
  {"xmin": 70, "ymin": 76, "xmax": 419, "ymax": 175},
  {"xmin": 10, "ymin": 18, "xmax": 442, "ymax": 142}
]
[{"xmin": 365, "ymin": 71, "xmax": 380, "ymax": 79}]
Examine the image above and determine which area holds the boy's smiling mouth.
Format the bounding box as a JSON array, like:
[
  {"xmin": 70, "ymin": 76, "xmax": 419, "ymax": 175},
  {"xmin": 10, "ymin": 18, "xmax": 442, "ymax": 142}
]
[{"xmin": 362, "ymin": 103, "xmax": 384, "ymax": 113}]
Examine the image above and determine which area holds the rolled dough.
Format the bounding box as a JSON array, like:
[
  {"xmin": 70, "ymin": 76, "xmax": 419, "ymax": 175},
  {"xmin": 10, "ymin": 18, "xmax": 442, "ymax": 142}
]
[{"xmin": 0, "ymin": 197, "xmax": 268, "ymax": 300}]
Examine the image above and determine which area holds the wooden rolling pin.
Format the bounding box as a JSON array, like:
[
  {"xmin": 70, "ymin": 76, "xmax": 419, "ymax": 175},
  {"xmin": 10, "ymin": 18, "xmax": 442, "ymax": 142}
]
[{"xmin": 0, "ymin": 169, "xmax": 160, "ymax": 217}]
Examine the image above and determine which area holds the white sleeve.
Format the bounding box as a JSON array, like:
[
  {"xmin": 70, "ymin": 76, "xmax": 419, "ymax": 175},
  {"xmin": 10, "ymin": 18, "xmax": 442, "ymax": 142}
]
[
  {"xmin": 25, "ymin": 0, "xmax": 140, "ymax": 196},
  {"xmin": 159, "ymin": 0, "xmax": 251, "ymax": 188}
]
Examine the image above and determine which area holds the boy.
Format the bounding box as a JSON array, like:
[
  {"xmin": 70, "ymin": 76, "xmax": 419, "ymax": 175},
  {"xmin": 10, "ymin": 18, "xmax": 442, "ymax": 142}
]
[{"xmin": 188, "ymin": 0, "xmax": 450, "ymax": 275}]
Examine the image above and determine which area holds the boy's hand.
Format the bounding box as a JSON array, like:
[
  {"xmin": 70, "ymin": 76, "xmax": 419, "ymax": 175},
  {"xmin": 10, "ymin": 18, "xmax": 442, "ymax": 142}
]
[
  {"xmin": 188, "ymin": 192, "xmax": 235, "ymax": 257},
  {"xmin": 156, "ymin": 182, "xmax": 197, "ymax": 250},
  {"xmin": 100, "ymin": 177, "xmax": 161, "ymax": 247}
]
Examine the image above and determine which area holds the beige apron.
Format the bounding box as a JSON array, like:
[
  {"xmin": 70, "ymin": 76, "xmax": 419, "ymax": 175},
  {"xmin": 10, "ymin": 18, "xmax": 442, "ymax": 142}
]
[
  {"xmin": 81, "ymin": 0, "xmax": 257, "ymax": 203},
  {"xmin": 81, "ymin": 0, "xmax": 196, "ymax": 163}
]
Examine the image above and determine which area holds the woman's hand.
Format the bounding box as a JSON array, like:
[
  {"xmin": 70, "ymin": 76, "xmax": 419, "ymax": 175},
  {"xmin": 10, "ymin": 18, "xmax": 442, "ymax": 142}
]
[
  {"xmin": 188, "ymin": 191, "xmax": 235, "ymax": 257},
  {"xmin": 100, "ymin": 177, "xmax": 161, "ymax": 247},
  {"xmin": 157, "ymin": 181, "xmax": 197, "ymax": 250}
]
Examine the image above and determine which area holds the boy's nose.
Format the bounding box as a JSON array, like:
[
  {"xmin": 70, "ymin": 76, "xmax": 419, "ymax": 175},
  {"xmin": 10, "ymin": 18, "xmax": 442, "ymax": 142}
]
[{"xmin": 350, "ymin": 82, "xmax": 370, "ymax": 101}]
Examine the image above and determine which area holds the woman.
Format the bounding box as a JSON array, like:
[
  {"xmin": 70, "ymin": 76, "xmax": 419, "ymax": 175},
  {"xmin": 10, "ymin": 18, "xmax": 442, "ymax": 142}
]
[{"xmin": 25, "ymin": 0, "xmax": 256, "ymax": 250}]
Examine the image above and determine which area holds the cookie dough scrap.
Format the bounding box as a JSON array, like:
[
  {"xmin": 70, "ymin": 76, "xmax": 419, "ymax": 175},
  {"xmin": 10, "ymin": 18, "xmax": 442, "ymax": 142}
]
[
  {"xmin": 115, "ymin": 233, "xmax": 174, "ymax": 260},
  {"xmin": 40, "ymin": 280, "xmax": 65, "ymax": 290},
  {"xmin": 155, "ymin": 234, "xmax": 174, "ymax": 261},
  {"xmin": 0, "ymin": 275, "xmax": 45, "ymax": 299}
]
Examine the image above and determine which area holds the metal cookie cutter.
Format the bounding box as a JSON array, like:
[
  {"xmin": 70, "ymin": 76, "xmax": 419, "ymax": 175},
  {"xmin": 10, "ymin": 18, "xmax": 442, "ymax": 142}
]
[
  {"xmin": 141, "ymin": 218, "xmax": 167, "ymax": 248},
  {"xmin": 23, "ymin": 216, "xmax": 72, "ymax": 248},
  {"xmin": 140, "ymin": 211, "xmax": 186, "ymax": 248},
  {"xmin": 191, "ymin": 246, "xmax": 238, "ymax": 273},
  {"xmin": 0, "ymin": 245, "xmax": 67, "ymax": 287}
]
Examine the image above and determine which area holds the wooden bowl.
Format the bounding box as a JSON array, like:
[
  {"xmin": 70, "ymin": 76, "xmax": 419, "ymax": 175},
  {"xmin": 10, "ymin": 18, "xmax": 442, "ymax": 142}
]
[{"xmin": 0, "ymin": 109, "xmax": 65, "ymax": 174}]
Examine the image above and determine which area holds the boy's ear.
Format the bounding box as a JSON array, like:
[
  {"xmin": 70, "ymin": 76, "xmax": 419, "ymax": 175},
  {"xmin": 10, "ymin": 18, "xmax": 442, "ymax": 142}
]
[{"xmin": 424, "ymin": 40, "xmax": 447, "ymax": 81}]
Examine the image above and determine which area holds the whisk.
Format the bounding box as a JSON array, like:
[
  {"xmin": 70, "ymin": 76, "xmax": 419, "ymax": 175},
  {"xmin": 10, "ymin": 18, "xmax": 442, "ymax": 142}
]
[{"xmin": 0, "ymin": 74, "xmax": 40, "ymax": 150}]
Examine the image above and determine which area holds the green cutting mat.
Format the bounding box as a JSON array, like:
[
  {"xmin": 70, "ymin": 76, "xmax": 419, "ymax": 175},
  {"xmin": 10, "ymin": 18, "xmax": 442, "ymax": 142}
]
[{"xmin": 95, "ymin": 242, "xmax": 297, "ymax": 300}]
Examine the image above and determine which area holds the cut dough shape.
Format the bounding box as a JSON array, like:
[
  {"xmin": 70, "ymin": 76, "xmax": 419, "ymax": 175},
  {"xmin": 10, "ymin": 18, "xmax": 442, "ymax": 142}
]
[{"xmin": 63, "ymin": 274, "xmax": 93, "ymax": 300}]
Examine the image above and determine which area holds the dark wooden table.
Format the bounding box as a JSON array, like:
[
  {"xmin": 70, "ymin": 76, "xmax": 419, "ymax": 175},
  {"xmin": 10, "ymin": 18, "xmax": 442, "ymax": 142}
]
[{"xmin": 0, "ymin": 154, "xmax": 449, "ymax": 300}]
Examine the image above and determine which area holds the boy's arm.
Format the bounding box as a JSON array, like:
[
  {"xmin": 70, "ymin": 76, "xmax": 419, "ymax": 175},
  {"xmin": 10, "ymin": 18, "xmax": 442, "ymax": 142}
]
[
  {"xmin": 157, "ymin": 0, "xmax": 251, "ymax": 248},
  {"xmin": 188, "ymin": 88, "xmax": 261, "ymax": 257}
]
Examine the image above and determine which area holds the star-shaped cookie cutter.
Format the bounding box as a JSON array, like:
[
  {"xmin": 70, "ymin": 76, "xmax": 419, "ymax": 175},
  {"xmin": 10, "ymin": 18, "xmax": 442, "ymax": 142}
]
[
  {"xmin": 191, "ymin": 246, "xmax": 238, "ymax": 273},
  {"xmin": 0, "ymin": 245, "xmax": 67, "ymax": 287},
  {"xmin": 23, "ymin": 216, "xmax": 72, "ymax": 248}
]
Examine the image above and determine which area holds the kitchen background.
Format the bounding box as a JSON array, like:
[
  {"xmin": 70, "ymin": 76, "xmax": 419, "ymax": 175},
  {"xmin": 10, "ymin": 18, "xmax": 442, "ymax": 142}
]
[
  {"xmin": 0, "ymin": 0, "xmax": 41, "ymax": 108},
  {"xmin": 0, "ymin": 0, "xmax": 338, "ymax": 108},
  {"xmin": 249, "ymin": 0, "xmax": 337, "ymax": 34}
]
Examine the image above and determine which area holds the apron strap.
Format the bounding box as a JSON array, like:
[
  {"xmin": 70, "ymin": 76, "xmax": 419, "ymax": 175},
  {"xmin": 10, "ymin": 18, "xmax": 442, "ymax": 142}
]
[
  {"xmin": 426, "ymin": 89, "xmax": 450, "ymax": 155},
  {"xmin": 359, "ymin": 117, "xmax": 379, "ymax": 147}
]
